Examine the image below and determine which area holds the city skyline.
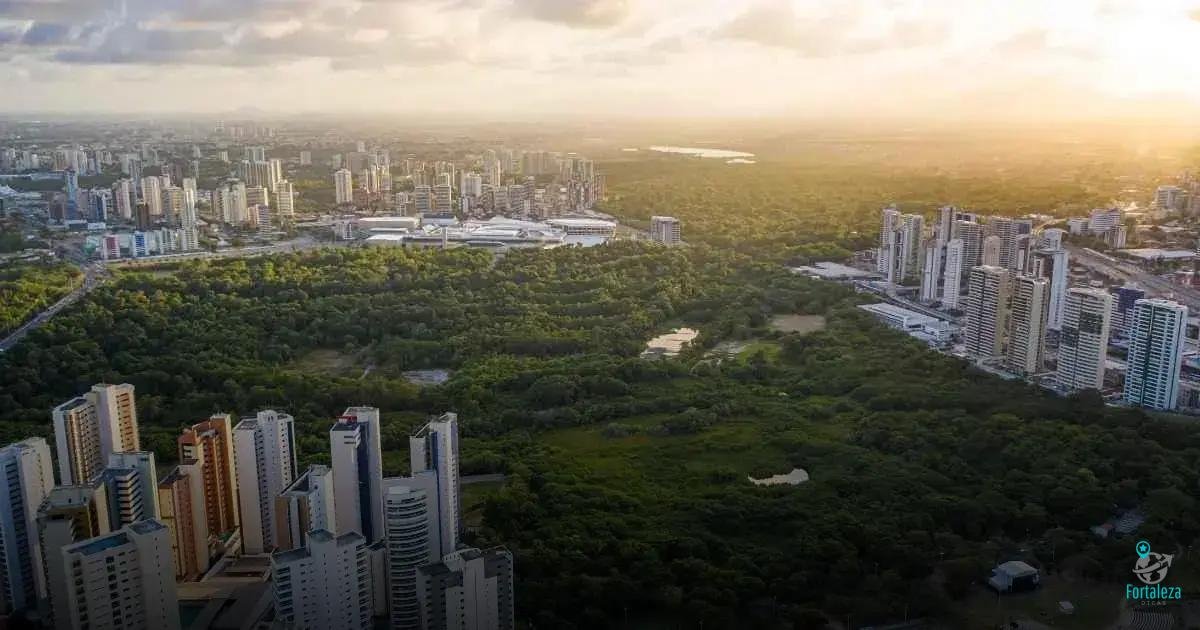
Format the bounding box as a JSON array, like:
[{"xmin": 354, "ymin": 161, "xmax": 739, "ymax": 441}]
[{"xmin": 0, "ymin": 1, "xmax": 1198, "ymax": 121}]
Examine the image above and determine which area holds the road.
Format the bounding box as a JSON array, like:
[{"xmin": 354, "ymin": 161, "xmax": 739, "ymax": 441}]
[
  {"xmin": 0, "ymin": 262, "xmax": 106, "ymax": 352},
  {"xmin": 0, "ymin": 238, "xmax": 337, "ymax": 352},
  {"xmin": 1066, "ymin": 245, "xmax": 1200, "ymax": 312}
]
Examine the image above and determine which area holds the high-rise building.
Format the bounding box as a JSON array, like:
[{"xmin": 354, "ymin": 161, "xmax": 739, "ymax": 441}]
[
  {"xmin": 275, "ymin": 465, "xmax": 336, "ymax": 552},
  {"xmin": 140, "ymin": 176, "xmax": 163, "ymax": 217},
  {"xmin": 1041, "ymin": 228, "xmax": 1065, "ymax": 251},
  {"xmin": 461, "ymin": 173, "xmax": 483, "ymax": 198},
  {"xmin": 936, "ymin": 206, "xmax": 956, "ymax": 243},
  {"xmin": 433, "ymin": 183, "xmax": 453, "ymax": 214},
  {"xmin": 1005, "ymin": 275, "xmax": 1049, "ymax": 376},
  {"xmin": 0, "ymin": 438, "xmax": 54, "ymax": 613},
  {"xmin": 955, "ymin": 220, "xmax": 984, "ymax": 271},
  {"xmin": 410, "ymin": 413, "xmax": 460, "ymax": 557},
  {"xmin": 101, "ymin": 451, "xmax": 160, "ymax": 527},
  {"xmin": 161, "ymin": 186, "xmax": 186, "ymax": 224},
  {"xmin": 878, "ymin": 208, "xmax": 923, "ymax": 285},
  {"xmin": 1109, "ymin": 286, "xmax": 1146, "ymax": 338},
  {"xmin": 37, "ymin": 483, "xmax": 112, "ymax": 629},
  {"xmin": 383, "ymin": 476, "xmax": 441, "ymax": 630},
  {"xmin": 919, "ymin": 240, "xmax": 942, "ymax": 302},
  {"xmin": 1124, "ymin": 299, "xmax": 1188, "ymax": 410},
  {"xmin": 112, "ymin": 178, "xmax": 133, "ymax": 220},
  {"xmin": 981, "ymin": 235, "xmax": 1002, "ymax": 267},
  {"xmin": 417, "ymin": 548, "xmax": 515, "ymax": 630},
  {"xmin": 57, "ymin": 520, "xmax": 180, "ymax": 630},
  {"xmin": 330, "ymin": 408, "xmax": 384, "ymax": 544},
  {"xmin": 299, "ymin": 151, "xmax": 312, "ymax": 166},
  {"xmin": 51, "ymin": 397, "xmax": 103, "ymax": 487},
  {"xmin": 650, "ymin": 215, "xmax": 682, "ymax": 246},
  {"xmin": 157, "ymin": 460, "xmax": 210, "ymax": 581},
  {"xmin": 1029, "ymin": 249, "xmax": 1070, "ymax": 330},
  {"xmin": 335, "ymin": 169, "xmax": 354, "ymax": 205},
  {"xmin": 271, "ymin": 530, "xmax": 373, "ymax": 630},
  {"xmin": 964, "ymin": 266, "xmax": 1011, "ymax": 360},
  {"xmin": 986, "ymin": 216, "xmax": 1019, "ymax": 269},
  {"xmin": 385, "ymin": 412, "xmax": 466, "ymax": 628},
  {"xmin": 414, "ymin": 185, "xmax": 432, "ymax": 215},
  {"xmin": 52, "ymin": 383, "xmax": 139, "ymax": 486},
  {"xmin": 268, "ymin": 158, "xmax": 283, "ymax": 191},
  {"xmin": 234, "ymin": 410, "xmax": 297, "ymax": 554},
  {"xmin": 1155, "ymin": 185, "xmax": 1186, "ymax": 211},
  {"xmin": 1089, "ymin": 207, "xmax": 1123, "ymax": 233},
  {"xmin": 246, "ymin": 185, "xmax": 269, "ymax": 208},
  {"xmin": 941, "ymin": 239, "xmax": 965, "ymax": 309},
  {"xmin": 178, "ymin": 415, "xmax": 239, "ymax": 539},
  {"xmin": 276, "ymin": 179, "xmax": 295, "ymax": 219},
  {"xmin": 1056, "ymin": 288, "xmax": 1113, "ymax": 392}
]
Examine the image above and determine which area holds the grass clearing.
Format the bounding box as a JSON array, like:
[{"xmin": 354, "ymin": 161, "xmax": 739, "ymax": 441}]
[
  {"xmin": 289, "ymin": 348, "xmax": 361, "ymax": 377},
  {"xmin": 948, "ymin": 576, "xmax": 1123, "ymax": 630},
  {"xmin": 769, "ymin": 314, "xmax": 827, "ymax": 333}
]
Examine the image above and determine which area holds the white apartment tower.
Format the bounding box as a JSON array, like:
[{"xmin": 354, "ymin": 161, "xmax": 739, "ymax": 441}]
[
  {"xmin": 57, "ymin": 520, "xmax": 180, "ymax": 630},
  {"xmin": 52, "ymin": 383, "xmax": 140, "ymax": 485},
  {"xmin": 982, "ymin": 235, "xmax": 1002, "ymax": 267},
  {"xmin": 955, "ymin": 220, "xmax": 984, "ymax": 270},
  {"xmin": 384, "ymin": 477, "xmax": 441, "ymax": 630},
  {"xmin": 330, "ymin": 407, "xmax": 385, "ymax": 544},
  {"xmin": 271, "ymin": 530, "xmax": 373, "ymax": 630},
  {"xmin": 410, "ymin": 413, "xmax": 461, "ymax": 556},
  {"xmin": 335, "ymin": 169, "xmax": 354, "ymax": 205},
  {"xmin": 101, "ymin": 451, "xmax": 160, "ymax": 527},
  {"xmin": 0, "ymin": 438, "xmax": 54, "ymax": 613},
  {"xmin": 964, "ymin": 266, "xmax": 1011, "ymax": 360},
  {"xmin": 140, "ymin": 176, "xmax": 163, "ymax": 217},
  {"xmin": 1029, "ymin": 249, "xmax": 1070, "ymax": 330},
  {"xmin": 1124, "ymin": 299, "xmax": 1188, "ymax": 410},
  {"xmin": 941, "ymin": 239, "xmax": 965, "ymax": 309},
  {"xmin": 417, "ymin": 548, "xmax": 516, "ymax": 630},
  {"xmin": 877, "ymin": 207, "xmax": 901, "ymax": 274},
  {"xmin": 1005, "ymin": 275, "xmax": 1050, "ymax": 376},
  {"xmin": 650, "ymin": 215, "xmax": 682, "ymax": 246},
  {"xmin": 1056, "ymin": 288, "xmax": 1113, "ymax": 392},
  {"xmin": 275, "ymin": 464, "xmax": 336, "ymax": 552},
  {"xmin": 919, "ymin": 240, "xmax": 942, "ymax": 302},
  {"xmin": 275, "ymin": 179, "xmax": 295, "ymax": 219},
  {"xmin": 234, "ymin": 410, "xmax": 297, "ymax": 554}
]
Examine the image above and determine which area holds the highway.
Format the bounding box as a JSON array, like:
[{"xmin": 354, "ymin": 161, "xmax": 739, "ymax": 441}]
[
  {"xmin": 1066, "ymin": 245, "xmax": 1200, "ymax": 312},
  {"xmin": 1, "ymin": 237, "xmax": 346, "ymax": 353},
  {"xmin": 0, "ymin": 263, "xmax": 107, "ymax": 352}
]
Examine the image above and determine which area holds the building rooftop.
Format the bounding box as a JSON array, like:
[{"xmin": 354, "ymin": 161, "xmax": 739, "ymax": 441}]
[
  {"xmin": 54, "ymin": 396, "xmax": 91, "ymax": 412},
  {"xmin": 130, "ymin": 520, "xmax": 166, "ymax": 535},
  {"xmin": 70, "ymin": 532, "xmax": 130, "ymax": 556},
  {"xmin": 1119, "ymin": 248, "xmax": 1196, "ymax": 261}
]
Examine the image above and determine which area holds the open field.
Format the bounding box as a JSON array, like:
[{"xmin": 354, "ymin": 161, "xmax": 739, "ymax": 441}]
[
  {"xmin": 948, "ymin": 577, "xmax": 1124, "ymax": 630},
  {"xmin": 288, "ymin": 348, "xmax": 362, "ymax": 377},
  {"xmin": 769, "ymin": 314, "xmax": 827, "ymax": 334}
]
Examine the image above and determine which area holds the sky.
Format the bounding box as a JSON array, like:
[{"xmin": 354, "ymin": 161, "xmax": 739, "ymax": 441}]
[{"xmin": 1, "ymin": 0, "xmax": 1200, "ymax": 121}]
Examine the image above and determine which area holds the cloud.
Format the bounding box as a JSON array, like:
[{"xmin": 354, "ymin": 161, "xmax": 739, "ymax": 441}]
[
  {"xmin": 20, "ymin": 22, "xmax": 74, "ymax": 46},
  {"xmin": 715, "ymin": 0, "xmax": 945, "ymax": 57},
  {"xmin": 993, "ymin": 28, "xmax": 1097, "ymax": 60},
  {"xmin": 512, "ymin": 0, "xmax": 630, "ymax": 28}
]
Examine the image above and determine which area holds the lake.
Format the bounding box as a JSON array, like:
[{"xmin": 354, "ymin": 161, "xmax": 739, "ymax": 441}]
[
  {"xmin": 748, "ymin": 468, "xmax": 810, "ymax": 486},
  {"xmin": 648, "ymin": 145, "xmax": 756, "ymax": 159}
]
